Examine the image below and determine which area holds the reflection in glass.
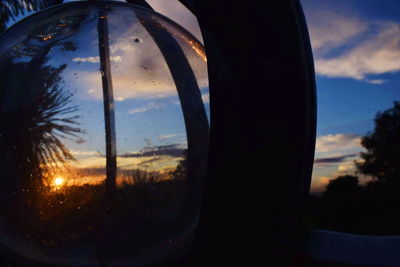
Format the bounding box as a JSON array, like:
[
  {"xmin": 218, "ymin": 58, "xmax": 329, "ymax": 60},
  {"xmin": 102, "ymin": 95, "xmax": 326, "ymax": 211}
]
[{"xmin": 0, "ymin": 2, "xmax": 209, "ymax": 265}]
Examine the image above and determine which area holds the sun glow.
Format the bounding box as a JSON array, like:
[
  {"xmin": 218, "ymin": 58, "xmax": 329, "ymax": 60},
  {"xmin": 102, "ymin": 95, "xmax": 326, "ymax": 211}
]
[{"xmin": 54, "ymin": 177, "xmax": 65, "ymax": 186}]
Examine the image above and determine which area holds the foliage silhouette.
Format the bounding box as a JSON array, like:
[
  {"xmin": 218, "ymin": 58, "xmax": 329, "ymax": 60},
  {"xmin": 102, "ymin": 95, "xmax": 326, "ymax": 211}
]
[
  {"xmin": 0, "ymin": 5, "xmax": 203, "ymax": 264},
  {"xmin": 0, "ymin": 0, "xmax": 43, "ymax": 33},
  {"xmin": 0, "ymin": 56, "xmax": 82, "ymax": 228},
  {"xmin": 0, "ymin": 8, "xmax": 97, "ymax": 195},
  {"xmin": 305, "ymin": 102, "xmax": 400, "ymax": 235},
  {"xmin": 323, "ymin": 175, "xmax": 360, "ymax": 201},
  {"xmin": 356, "ymin": 101, "xmax": 400, "ymax": 185},
  {"xmin": 0, "ymin": 50, "xmax": 188, "ymax": 251},
  {"xmin": 170, "ymin": 149, "xmax": 188, "ymax": 180},
  {"xmin": 0, "ymin": 16, "xmax": 88, "ymax": 231}
]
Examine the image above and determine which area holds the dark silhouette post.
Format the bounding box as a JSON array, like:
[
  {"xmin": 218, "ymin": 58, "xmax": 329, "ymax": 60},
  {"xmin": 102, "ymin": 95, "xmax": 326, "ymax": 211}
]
[{"xmin": 97, "ymin": 8, "xmax": 117, "ymax": 198}]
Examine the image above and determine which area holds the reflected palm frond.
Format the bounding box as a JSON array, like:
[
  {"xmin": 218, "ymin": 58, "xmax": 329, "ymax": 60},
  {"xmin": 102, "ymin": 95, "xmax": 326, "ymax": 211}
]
[{"xmin": 0, "ymin": 0, "xmax": 43, "ymax": 33}]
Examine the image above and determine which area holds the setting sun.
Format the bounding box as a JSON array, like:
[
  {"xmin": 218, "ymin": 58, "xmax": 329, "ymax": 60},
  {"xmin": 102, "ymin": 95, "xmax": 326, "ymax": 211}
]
[{"xmin": 54, "ymin": 177, "xmax": 65, "ymax": 186}]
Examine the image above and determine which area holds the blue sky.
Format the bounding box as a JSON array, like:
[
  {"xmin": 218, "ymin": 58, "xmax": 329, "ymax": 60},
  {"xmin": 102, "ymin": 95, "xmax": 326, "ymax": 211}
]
[
  {"xmin": 59, "ymin": 5, "xmax": 209, "ymax": 180},
  {"xmin": 2, "ymin": 1, "xmax": 209, "ymax": 185},
  {"xmin": 4, "ymin": 0, "xmax": 400, "ymax": 191},
  {"xmin": 300, "ymin": 0, "xmax": 400, "ymax": 192},
  {"xmin": 144, "ymin": 0, "xmax": 400, "ymax": 193}
]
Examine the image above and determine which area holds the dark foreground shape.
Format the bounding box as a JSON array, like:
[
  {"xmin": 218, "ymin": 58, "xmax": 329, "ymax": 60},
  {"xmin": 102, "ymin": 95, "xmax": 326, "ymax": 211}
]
[
  {"xmin": 0, "ymin": 0, "xmax": 316, "ymax": 266},
  {"xmin": 171, "ymin": 0, "xmax": 316, "ymax": 266}
]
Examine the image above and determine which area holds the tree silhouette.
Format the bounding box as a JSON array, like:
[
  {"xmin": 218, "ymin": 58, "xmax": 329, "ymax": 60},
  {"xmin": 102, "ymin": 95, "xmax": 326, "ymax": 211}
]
[
  {"xmin": 323, "ymin": 175, "xmax": 360, "ymax": 201},
  {"xmin": 0, "ymin": 17, "xmax": 87, "ymax": 222},
  {"xmin": 307, "ymin": 175, "xmax": 362, "ymax": 233},
  {"xmin": 0, "ymin": 61, "xmax": 81, "ymax": 195},
  {"xmin": 0, "ymin": 9, "xmax": 98, "ymax": 191},
  {"xmin": 306, "ymin": 102, "xmax": 400, "ymax": 234},
  {"xmin": 170, "ymin": 149, "xmax": 188, "ymax": 180},
  {"xmin": 0, "ymin": 11, "xmax": 93, "ymax": 174},
  {"xmin": 356, "ymin": 101, "xmax": 400, "ymax": 184}
]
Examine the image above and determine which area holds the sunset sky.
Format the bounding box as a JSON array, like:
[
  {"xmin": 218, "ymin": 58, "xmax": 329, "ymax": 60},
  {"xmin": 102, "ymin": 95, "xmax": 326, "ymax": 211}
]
[
  {"xmin": 6, "ymin": 0, "xmax": 400, "ymax": 192},
  {"xmin": 301, "ymin": 0, "xmax": 400, "ymax": 193},
  {"xmin": 57, "ymin": 3, "xmax": 209, "ymax": 184},
  {"xmin": 3, "ymin": 0, "xmax": 209, "ymax": 186},
  {"xmin": 141, "ymin": 0, "xmax": 400, "ymax": 193}
]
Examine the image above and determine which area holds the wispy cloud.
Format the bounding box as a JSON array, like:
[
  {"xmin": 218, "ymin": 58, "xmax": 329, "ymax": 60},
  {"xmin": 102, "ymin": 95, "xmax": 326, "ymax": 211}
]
[
  {"xmin": 311, "ymin": 134, "xmax": 368, "ymax": 193},
  {"xmin": 65, "ymin": 145, "xmax": 185, "ymax": 174},
  {"xmin": 308, "ymin": 11, "xmax": 367, "ymax": 53},
  {"xmin": 365, "ymin": 79, "xmax": 385, "ymax": 85},
  {"xmin": 316, "ymin": 134, "xmax": 362, "ymax": 154},
  {"xmin": 201, "ymin": 93, "xmax": 209, "ymax": 104},
  {"xmin": 73, "ymin": 14, "xmax": 208, "ymax": 101},
  {"xmin": 314, "ymin": 153, "xmax": 358, "ymax": 164},
  {"xmin": 72, "ymin": 56, "xmax": 122, "ymax": 63},
  {"xmin": 307, "ymin": 10, "xmax": 400, "ymax": 82},
  {"xmin": 337, "ymin": 161, "xmax": 355, "ymax": 172},
  {"xmin": 127, "ymin": 102, "xmax": 163, "ymax": 114},
  {"xmin": 70, "ymin": 150, "xmax": 102, "ymax": 157},
  {"xmin": 313, "ymin": 152, "xmax": 359, "ymax": 189},
  {"xmin": 159, "ymin": 133, "xmax": 184, "ymax": 140},
  {"xmin": 119, "ymin": 144, "xmax": 185, "ymax": 158}
]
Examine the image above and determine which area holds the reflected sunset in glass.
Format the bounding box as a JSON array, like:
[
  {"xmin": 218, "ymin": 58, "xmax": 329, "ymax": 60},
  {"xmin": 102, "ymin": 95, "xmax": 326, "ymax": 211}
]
[{"xmin": 0, "ymin": 1, "xmax": 209, "ymax": 265}]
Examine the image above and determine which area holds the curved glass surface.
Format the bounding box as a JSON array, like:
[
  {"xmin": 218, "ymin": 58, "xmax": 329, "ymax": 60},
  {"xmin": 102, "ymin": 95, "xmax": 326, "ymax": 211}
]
[{"xmin": 0, "ymin": 1, "xmax": 209, "ymax": 265}]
